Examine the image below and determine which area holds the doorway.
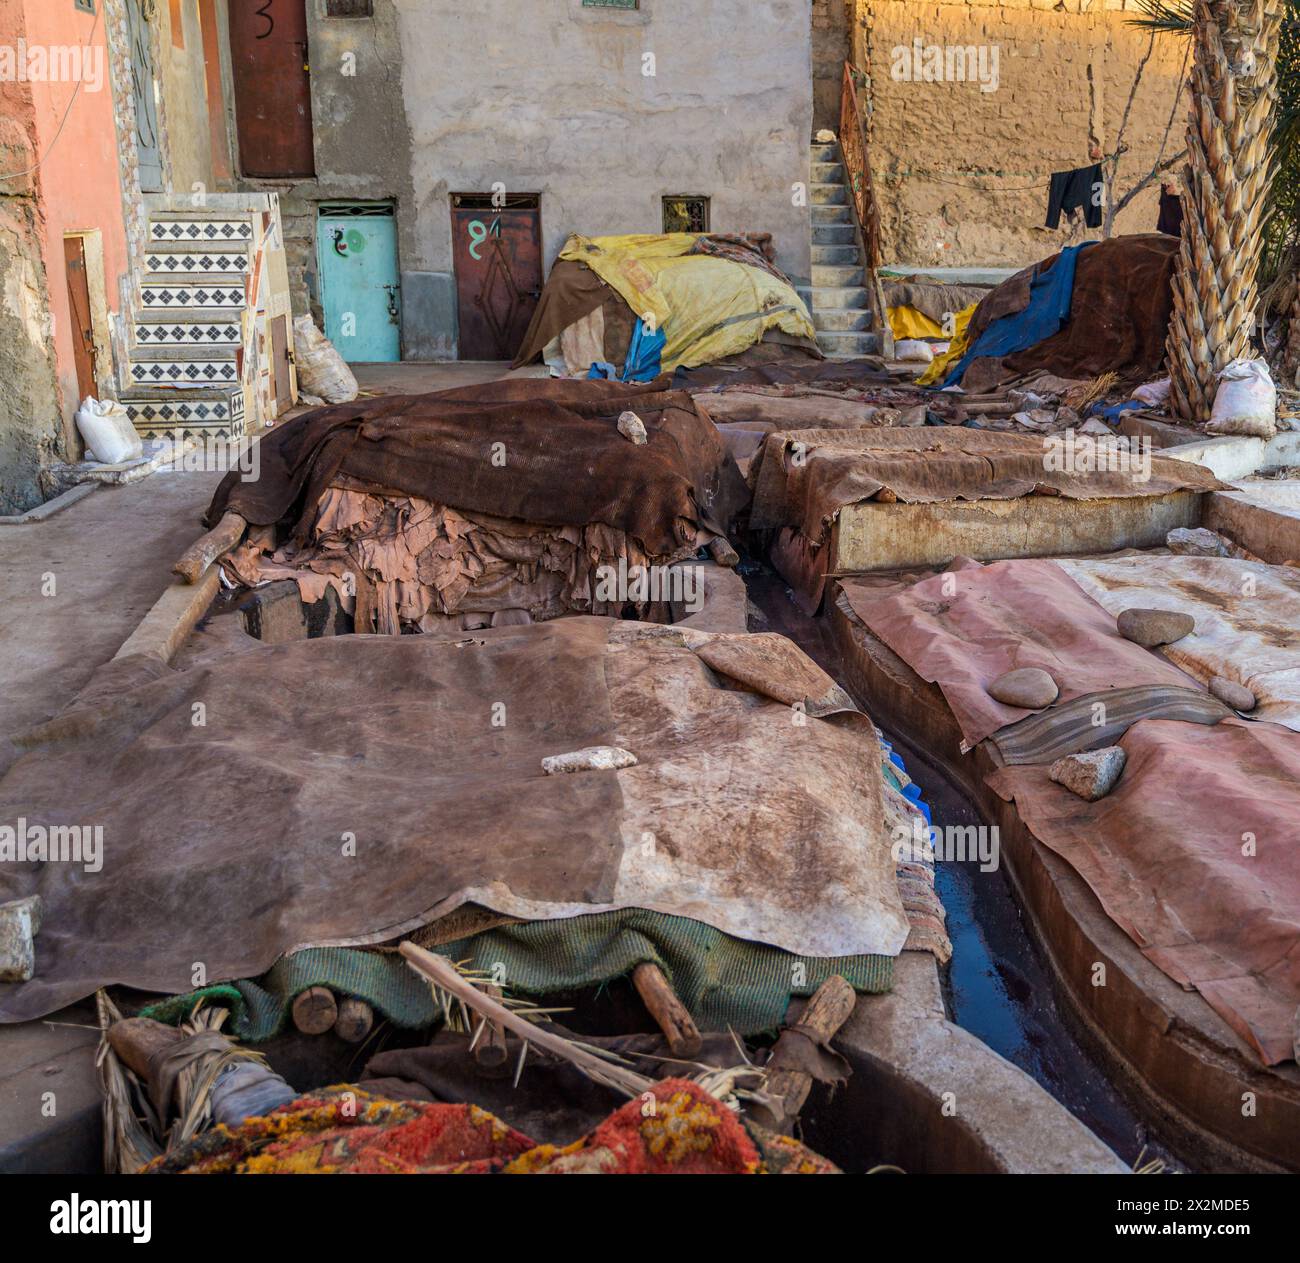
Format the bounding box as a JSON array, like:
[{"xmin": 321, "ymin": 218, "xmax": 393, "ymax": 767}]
[
  {"xmin": 126, "ymin": 0, "xmax": 163, "ymax": 192},
  {"xmin": 450, "ymin": 194, "xmax": 543, "ymax": 361},
  {"xmin": 63, "ymin": 236, "xmax": 98, "ymax": 402},
  {"xmin": 228, "ymin": 0, "xmax": 315, "ymax": 177},
  {"xmin": 316, "ymin": 204, "xmax": 400, "ymax": 363}
]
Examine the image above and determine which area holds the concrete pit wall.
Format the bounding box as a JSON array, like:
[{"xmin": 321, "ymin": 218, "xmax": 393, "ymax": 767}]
[{"xmin": 857, "ymin": 0, "xmax": 1187, "ymax": 267}]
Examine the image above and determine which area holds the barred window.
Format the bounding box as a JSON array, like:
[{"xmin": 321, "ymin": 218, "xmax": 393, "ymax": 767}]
[
  {"xmin": 325, "ymin": 0, "xmax": 374, "ymax": 17},
  {"xmin": 662, "ymin": 196, "xmax": 710, "ymax": 234}
]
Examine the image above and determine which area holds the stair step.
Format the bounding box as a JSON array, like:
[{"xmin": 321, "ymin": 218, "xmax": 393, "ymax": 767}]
[
  {"xmin": 121, "ymin": 387, "xmax": 247, "ymax": 440},
  {"xmin": 128, "ymin": 358, "xmax": 241, "ymax": 389},
  {"xmin": 812, "ymin": 264, "xmax": 864, "ymax": 286},
  {"xmin": 810, "ymin": 142, "xmax": 839, "ymax": 161},
  {"xmin": 133, "ymin": 320, "xmax": 243, "ymax": 348},
  {"xmin": 812, "ymin": 203, "xmax": 852, "ymax": 224},
  {"xmin": 812, "ymin": 307, "xmax": 873, "ymax": 332},
  {"xmin": 139, "ymin": 282, "xmax": 247, "ymax": 311},
  {"xmin": 144, "ymin": 246, "xmax": 250, "ymax": 275},
  {"xmin": 810, "ymin": 161, "xmax": 844, "ymax": 183},
  {"xmin": 813, "ymin": 222, "xmax": 856, "ymax": 245},
  {"xmin": 816, "ymin": 330, "xmax": 880, "ymax": 358},
  {"xmin": 811, "ymin": 243, "xmax": 858, "ymax": 265},
  {"xmin": 810, "ymin": 182, "xmax": 847, "ymax": 205},
  {"xmin": 810, "ymin": 285, "xmax": 868, "ymax": 308},
  {"xmin": 149, "ymin": 218, "xmax": 254, "ymax": 245}
]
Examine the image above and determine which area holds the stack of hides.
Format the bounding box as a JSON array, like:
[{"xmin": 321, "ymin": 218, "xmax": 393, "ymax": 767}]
[{"xmin": 207, "ymin": 377, "xmax": 749, "ymax": 633}]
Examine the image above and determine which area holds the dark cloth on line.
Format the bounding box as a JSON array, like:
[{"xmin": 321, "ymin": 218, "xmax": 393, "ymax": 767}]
[
  {"xmin": 1046, "ymin": 164, "xmax": 1103, "ymax": 229},
  {"xmin": 511, "ymin": 259, "xmax": 636, "ymax": 370}
]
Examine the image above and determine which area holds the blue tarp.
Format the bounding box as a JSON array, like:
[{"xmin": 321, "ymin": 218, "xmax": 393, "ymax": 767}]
[
  {"xmin": 937, "ymin": 241, "xmax": 1097, "ymax": 390},
  {"xmin": 587, "ymin": 317, "xmax": 666, "ymax": 383}
]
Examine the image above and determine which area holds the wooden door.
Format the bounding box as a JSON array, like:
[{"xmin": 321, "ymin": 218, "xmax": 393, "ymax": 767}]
[
  {"xmin": 127, "ymin": 0, "xmax": 163, "ymax": 192},
  {"xmin": 271, "ymin": 314, "xmax": 292, "ymax": 412},
  {"xmin": 451, "ymin": 197, "xmax": 543, "ymax": 361},
  {"xmin": 63, "ymin": 237, "xmax": 97, "ymax": 401},
  {"xmin": 317, "ymin": 210, "xmax": 401, "ymax": 363},
  {"xmin": 228, "ymin": 0, "xmax": 315, "ymax": 177}
]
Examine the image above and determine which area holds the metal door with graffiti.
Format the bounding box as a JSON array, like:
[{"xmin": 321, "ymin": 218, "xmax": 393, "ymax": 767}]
[
  {"xmin": 228, "ymin": 0, "xmax": 315, "ymax": 177},
  {"xmin": 450, "ymin": 195, "xmax": 543, "ymax": 361},
  {"xmin": 127, "ymin": 0, "xmax": 163, "ymax": 192},
  {"xmin": 317, "ymin": 205, "xmax": 401, "ymax": 363}
]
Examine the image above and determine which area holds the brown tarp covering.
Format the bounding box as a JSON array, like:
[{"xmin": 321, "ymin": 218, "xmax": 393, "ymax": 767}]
[
  {"xmin": 511, "ymin": 259, "xmax": 635, "ymax": 370},
  {"xmin": 204, "ymin": 378, "xmax": 749, "ymax": 563},
  {"xmin": 748, "ymin": 425, "xmax": 1223, "ymax": 537},
  {"xmin": 0, "ymin": 618, "xmax": 907, "ymax": 1022},
  {"xmin": 989, "ymin": 719, "xmax": 1300, "ymax": 1066},
  {"xmin": 882, "ymin": 278, "xmax": 991, "ymax": 325},
  {"xmin": 840, "ymin": 558, "xmax": 1208, "ymax": 748},
  {"xmin": 957, "ymin": 234, "xmax": 1179, "ymax": 394}
]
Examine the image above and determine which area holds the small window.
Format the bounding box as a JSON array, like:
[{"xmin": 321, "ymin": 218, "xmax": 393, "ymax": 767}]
[
  {"xmin": 662, "ymin": 196, "xmax": 710, "ymax": 234},
  {"xmin": 74, "ymin": 0, "xmax": 95, "ymax": 13},
  {"xmin": 583, "ymin": 0, "xmax": 639, "ymax": 8},
  {"xmin": 325, "ymin": 0, "xmax": 374, "ymax": 16}
]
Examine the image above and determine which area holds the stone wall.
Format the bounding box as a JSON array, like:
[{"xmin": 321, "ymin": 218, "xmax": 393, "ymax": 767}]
[{"xmin": 857, "ymin": 0, "xmax": 1188, "ymax": 267}]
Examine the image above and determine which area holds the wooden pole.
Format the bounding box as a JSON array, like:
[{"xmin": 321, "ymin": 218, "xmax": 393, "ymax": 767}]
[
  {"xmin": 631, "ymin": 962, "xmax": 702, "ymax": 1058},
  {"xmin": 333, "ymin": 997, "xmax": 374, "ymax": 1044},
  {"xmin": 172, "ymin": 511, "xmax": 246, "ymax": 584},
  {"xmin": 291, "ymin": 986, "xmax": 338, "ymax": 1036},
  {"xmin": 752, "ymin": 975, "xmax": 856, "ymax": 1133}
]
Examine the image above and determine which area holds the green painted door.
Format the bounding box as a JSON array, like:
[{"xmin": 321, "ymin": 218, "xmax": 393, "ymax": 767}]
[{"xmin": 317, "ymin": 210, "xmax": 400, "ymax": 363}]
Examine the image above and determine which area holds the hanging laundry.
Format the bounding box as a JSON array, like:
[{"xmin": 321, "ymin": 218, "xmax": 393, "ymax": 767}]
[{"xmin": 1045, "ymin": 163, "xmax": 1103, "ymax": 229}]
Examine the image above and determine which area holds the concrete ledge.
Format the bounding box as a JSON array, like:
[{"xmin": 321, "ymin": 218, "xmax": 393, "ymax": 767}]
[
  {"xmin": 113, "ymin": 566, "xmax": 221, "ymax": 664},
  {"xmin": 828, "ymin": 589, "xmax": 1300, "ymax": 1172},
  {"xmin": 0, "ymin": 484, "xmax": 96, "ymax": 525},
  {"xmin": 818, "ymin": 953, "xmax": 1126, "ymax": 1173},
  {"xmin": 1204, "ymin": 488, "xmax": 1300, "ymax": 565}
]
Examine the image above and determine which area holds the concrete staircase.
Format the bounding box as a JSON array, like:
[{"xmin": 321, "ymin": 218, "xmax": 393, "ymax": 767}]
[{"xmin": 808, "ymin": 139, "xmax": 880, "ymax": 359}]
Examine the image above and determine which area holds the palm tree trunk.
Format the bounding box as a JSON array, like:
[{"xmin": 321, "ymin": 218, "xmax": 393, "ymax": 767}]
[{"xmin": 1167, "ymin": 0, "xmax": 1283, "ymax": 422}]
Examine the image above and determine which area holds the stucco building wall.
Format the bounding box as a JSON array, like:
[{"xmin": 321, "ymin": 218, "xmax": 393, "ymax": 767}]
[
  {"xmin": 858, "ymin": 0, "xmax": 1188, "ymax": 267},
  {"xmin": 395, "ymin": 0, "xmax": 814, "ymax": 357}
]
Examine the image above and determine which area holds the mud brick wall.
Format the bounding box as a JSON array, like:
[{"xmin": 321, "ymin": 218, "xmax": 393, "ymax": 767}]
[{"xmin": 858, "ymin": 0, "xmax": 1188, "ymax": 267}]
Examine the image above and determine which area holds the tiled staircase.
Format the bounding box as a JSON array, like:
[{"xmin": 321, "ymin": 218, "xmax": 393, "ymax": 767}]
[
  {"xmin": 117, "ymin": 194, "xmax": 297, "ymax": 443},
  {"xmin": 808, "ymin": 139, "xmax": 881, "ymax": 358},
  {"xmin": 119, "ymin": 213, "xmax": 254, "ymax": 440}
]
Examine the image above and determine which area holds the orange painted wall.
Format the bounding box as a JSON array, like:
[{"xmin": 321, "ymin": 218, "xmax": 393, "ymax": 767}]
[{"xmin": 22, "ymin": 0, "xmax": 131, "ymax": 429}]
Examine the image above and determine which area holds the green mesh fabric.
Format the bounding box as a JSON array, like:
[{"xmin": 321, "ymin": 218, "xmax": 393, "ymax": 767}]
[{"xmin": 140, "ymin": 910, "xmax": 893, "ymax": 1042}]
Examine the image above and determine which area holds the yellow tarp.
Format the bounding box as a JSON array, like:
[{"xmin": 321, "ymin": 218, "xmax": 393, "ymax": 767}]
[
  {"xmin": 916, "ymin": 301, "xmax": 980, "ymax": 386},
  {"xmin": 558, "ymin": 233, "xmax": 816, "ymax": 372},
  {"xmin": 887, "ymin": 304, "xmax": 945, "ymax": 340}
]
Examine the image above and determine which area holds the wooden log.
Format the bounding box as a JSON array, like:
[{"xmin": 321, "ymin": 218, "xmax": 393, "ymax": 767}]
[
  {"xmin": 333, "ymin": 997, "xmax": 374, "ymax": 1044},
  {"xmin": 172, "ymin": 511, "xmax": 246, "ymax": 584},
  {"xmin": 706, "ymin": 536, "xmax": 740, "ymax": 568},
  {"xmin": 291, "ymin": 986, "xmax": 338, "ymax": 1036},
  {"xmin": 631, "ymin": 962, "xmax": 701, "ymax": 1058},
  {"xmin": 756, "ymin": 974, "xmax": 856, "ymax": 1133},
  {"xmin": 107, "ymin": 1017, "xmax": 184, "ymax": 1081}
]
